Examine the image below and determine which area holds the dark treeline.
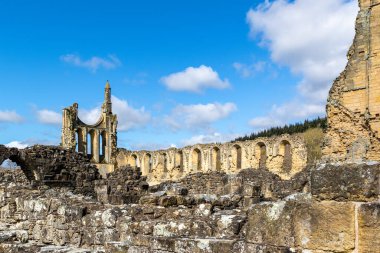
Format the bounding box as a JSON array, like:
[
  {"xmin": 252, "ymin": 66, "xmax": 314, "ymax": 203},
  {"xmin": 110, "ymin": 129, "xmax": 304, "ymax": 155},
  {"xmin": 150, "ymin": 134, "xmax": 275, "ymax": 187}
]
[{"xmin": 234, "ymin": 117, "xmax": 327, "ymax": 142}]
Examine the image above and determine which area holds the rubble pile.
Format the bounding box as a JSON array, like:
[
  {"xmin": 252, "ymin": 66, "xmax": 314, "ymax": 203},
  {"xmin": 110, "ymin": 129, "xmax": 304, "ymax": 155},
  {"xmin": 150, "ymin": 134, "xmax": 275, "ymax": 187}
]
[{"xmin": 95, "ymin": 166, "xmax": 149, "ymax": 205}]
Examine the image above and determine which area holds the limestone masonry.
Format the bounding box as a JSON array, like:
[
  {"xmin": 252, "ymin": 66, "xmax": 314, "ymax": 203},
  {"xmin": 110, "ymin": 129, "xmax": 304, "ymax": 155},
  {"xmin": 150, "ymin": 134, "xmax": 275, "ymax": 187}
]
[
  {"xmin": 61, "ymin": 81, "xmax": 118, "ymax": 175},
  {"xmin": 323, "ymin": 0, "xmax": 380, "ymax": 162},
  {"xmin": 0, "ymin": 0, "xmax": 380, "ymax": 252},
  {"xmin": 116, "ymin": 134, "xmax": 307, "ymax": 184}
]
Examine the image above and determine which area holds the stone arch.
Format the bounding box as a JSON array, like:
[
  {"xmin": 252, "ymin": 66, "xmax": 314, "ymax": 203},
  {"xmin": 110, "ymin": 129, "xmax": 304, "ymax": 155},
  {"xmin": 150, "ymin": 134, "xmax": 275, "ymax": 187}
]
[
  {"xmin": 255, "ymin": 142, "xmax": 267, "ymax": 169},
  {"xmin": 232, "ymin": 144, "xmax": 242, "ymax": 170},
  {"xmin": 144, "ymin": 153, "xmax": 152, "ymax": 174},
  {"xmin": 211, "ymin": 147, "xmax": 221, "ymax": 171},
  {"xmin": 175, "ymin": 150, "xmax": 184, "ymax": 172},
  {"xmin": 0, "ymin": 152, "xmax": 37, "ymax": 182},
  {"xmin": 279, "ymin": 140, "xmax": 292, "ymax": 173},
  {"xmin": 192, "ymin": 148, "xmax": 202, "ymax": 171},
  {"xmin": 129, "ymin": 154, "xmax": 138, "ymax": 167}
]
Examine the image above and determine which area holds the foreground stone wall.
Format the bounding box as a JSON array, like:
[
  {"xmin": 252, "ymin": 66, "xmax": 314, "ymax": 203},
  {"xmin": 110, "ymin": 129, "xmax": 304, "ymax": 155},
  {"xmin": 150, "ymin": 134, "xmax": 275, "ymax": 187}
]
[
  {"xmin": 323, "ymin": 0, "xmax": 380, "ymax": 162},
  {"xmin": 0, "ymin": 145, "xmax": 100, "ymax": 195},
  {"xmin": 0, "ymin": 164, "xmax": 379, "ymax": 252},
  {"xmin": 116, "ymin": 134, "xmax": 307, "ymax": 184}
]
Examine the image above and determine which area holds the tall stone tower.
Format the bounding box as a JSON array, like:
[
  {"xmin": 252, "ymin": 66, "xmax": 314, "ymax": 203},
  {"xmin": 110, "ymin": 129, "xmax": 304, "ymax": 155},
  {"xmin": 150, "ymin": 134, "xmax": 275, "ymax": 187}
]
[
  {"xmin": 323, "ymin": 0, "xmax": 380, "ymax": 162},
  {"xmin": 61, "ymin": 81, "xmax": 118, "ymax": 173}
]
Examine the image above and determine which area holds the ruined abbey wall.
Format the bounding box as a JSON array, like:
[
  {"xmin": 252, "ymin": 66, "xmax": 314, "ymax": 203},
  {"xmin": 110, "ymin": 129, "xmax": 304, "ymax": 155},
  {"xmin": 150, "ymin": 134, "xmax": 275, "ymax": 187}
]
[
  {"xmin": 61, "ymin": 82, "xmax": 118, "ymax": 175},
  {"xmin": 116, "ymin": 134, "xmax": 307, "ymax": 184},
  {"xmin": 323, "ymin": 0, "xmax": 380, "ymax": 162}
]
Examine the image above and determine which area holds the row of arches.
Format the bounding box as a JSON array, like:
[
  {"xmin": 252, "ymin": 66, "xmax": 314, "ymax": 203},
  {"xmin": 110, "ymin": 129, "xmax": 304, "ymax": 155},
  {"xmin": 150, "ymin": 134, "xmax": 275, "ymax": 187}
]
[
  {"xmin": 75, "ymin": 128, "xmax": 108, "ymax": 163},
  {"xmin": 122, "ymin": 140, "xmax": 293, "ymax": 176}
]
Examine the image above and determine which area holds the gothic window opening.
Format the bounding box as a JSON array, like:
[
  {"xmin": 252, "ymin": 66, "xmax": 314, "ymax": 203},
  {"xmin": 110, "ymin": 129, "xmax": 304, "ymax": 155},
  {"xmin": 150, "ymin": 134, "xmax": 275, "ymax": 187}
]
[
  {"xmin": 212, "ymin": 147, "xmax": 221, "ymax": 171},
  {"xmin": 192, "ymin": 148, "xmax": 202, "ymax": 171}
]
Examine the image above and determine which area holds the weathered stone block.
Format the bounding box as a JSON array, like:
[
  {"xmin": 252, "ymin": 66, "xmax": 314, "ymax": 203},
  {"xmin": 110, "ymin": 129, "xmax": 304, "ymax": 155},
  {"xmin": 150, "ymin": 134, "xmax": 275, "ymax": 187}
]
[
  {"xmin": 158, "ymin": 196, "xmax": 177, "ymax": 207},
  {"xmin": 246, "ymin": 200, "xmax": 296, "ymax": 247},
  {"xmin": 151, "ymin": 237, "xmax": 176, "ymax": 252},
  {"xmin": 311, "ymin": 164, "xmax": 379, "ymax": 201},
  {"xmin": 358, "ymin": 203, "xmax": 380, "ymax": 252},
  {"xmin": 104, "ymin": 241, "xmax": 130, "ymax": 253},
  {"xmin": 194, "ymin": 203, "xmax": 212, "ymax": 217},
  {"xmin": 214, "ymin": 214, "xmax": 246, "ymax": 238},
  {"xmin": 294, "ymin": 201, "xmax": 356, "ymax": 252}
]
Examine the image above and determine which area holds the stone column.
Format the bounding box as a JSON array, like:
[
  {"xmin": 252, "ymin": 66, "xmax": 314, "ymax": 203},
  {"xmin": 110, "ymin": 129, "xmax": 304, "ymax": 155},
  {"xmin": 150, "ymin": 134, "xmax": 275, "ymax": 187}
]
[
  {"xmin": 93, "ymin": 131, "xmax": 100, "ymax": 163},
  {"xmin": 104, "ymin": 132, "xmax": 110, "ymax": 164},
  {"xmin": 77, "ymin": 128, "xmax": 85, "ymax": 154},
  {"xmin": 83, "ymin": 128, "xmax": 88, "ymax": 156}
]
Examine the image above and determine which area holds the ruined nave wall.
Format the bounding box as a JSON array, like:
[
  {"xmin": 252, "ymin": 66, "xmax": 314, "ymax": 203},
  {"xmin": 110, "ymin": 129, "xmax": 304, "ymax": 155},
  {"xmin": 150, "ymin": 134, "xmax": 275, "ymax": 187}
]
[{"xmin": 116, "ymin": 134, "xmax": 307, "ymax": 184}]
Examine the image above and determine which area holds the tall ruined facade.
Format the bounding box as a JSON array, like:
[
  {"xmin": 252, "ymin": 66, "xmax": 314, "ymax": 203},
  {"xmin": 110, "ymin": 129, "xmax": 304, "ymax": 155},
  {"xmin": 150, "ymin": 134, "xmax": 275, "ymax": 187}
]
[
  {"xmin": 61, "ymin": 81, "xmax": 118, "ymax": 173},
  {"xmin": 323, "ymin": 0, "xmax": 380, "ymax": 162}
]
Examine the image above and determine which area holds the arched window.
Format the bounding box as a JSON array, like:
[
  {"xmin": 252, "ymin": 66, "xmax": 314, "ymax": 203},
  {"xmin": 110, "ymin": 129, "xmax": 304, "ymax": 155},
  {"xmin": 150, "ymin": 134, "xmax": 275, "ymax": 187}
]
[
  {"xmin": 175, "ymin": 151, "xmax": 184, "ymax": 172},
  {"xmin": 233, "ymin": 145, "xmax": 242, "ymax": 170},
  {"xmin": 144, "ymin": 153, "xmax": 152, "ymax": 174},
  {"xmin": 87, "ymin": 132, "xmax": 92, "ymax": 159},
  {"xmin": 130, "ymin": 154, "xmax": 138, "ymax": 167},
  {"xmin": 99, "ymin": 133, "xmax": 103, "ymax": 156},
  {"xmin": 256, "ymin": 142, "xmax": 267, "ymax": 169},
  {"xmin": 75, "ymin": 132, "xmax": 79, "ymax": 152},
  {"xmin": 211, "ymin": 147, "xmax": 221, "ymax": 171},
  {"xmin": 280, "ymin": 140, "xmax": 292, "ymax": 172},
  {"xmin": 192, "ymin": 148, "xmax": 202, "ymax": 171}
]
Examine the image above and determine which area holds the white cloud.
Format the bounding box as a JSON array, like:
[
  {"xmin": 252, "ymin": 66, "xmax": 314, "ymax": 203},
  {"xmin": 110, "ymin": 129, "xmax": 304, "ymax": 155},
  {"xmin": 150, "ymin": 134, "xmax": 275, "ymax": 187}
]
[
  {"xmin": 112, "ymin": 96, "xmax": 151, "ymax": 131},
  {"xmin": 233, "ymin": 61, "xmax": 268, "ymax": 78},
  {"xmin": 4, "ymin": 138, "xmax": 57, "ymax": 149},
  {"xmin": 78, "ymin": 95, "xmax": 151, "ymax": 131},
  {"xmin": 247, "ymin": 0, "xmax": 357, "ymax": 102},
  {"xmin": 60, "ymin": 54, "xmax": 121, "ymax": 72},
  {"xmin": 128, "ymin": 142, "xmax": 174, "ymax": 151},
  {"xmin": 78, "ymin": 107, "xmax": 102, "ymax": 125},
  {"xmin": 165, "ymin": 102, "xmax": 237, "ymax": 130},
  {"xmin": 246, "ymin": 0, "xmax": 357, "ymax": 128},
  {"xmin": 182, "ymin": 132, "xmax": 240, "ymax": 146},
  {"xmin": 37, "ymin": 109, "xmax": 61, "ymax": 125},
  {"xmin": 161, "ymin": 65, "xmax": 230, "ymax": 92},
  {"xmin": 0, "ymin": 110, "xmax": 23, "ymax": 123},
  {"xmin": 5, "ymin": 141, "xmax": 28, "ymax": 149},
  {"xmin": 249, "ymin": 101, "xmax": 325, "ymax": 129}
]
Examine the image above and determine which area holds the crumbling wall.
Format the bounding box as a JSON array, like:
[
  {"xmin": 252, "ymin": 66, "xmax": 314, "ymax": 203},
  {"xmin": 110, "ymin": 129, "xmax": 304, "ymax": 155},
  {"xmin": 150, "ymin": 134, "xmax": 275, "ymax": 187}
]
[
  {"xmin": 61, "ymin": 82, "xmax": 118, "ymax": 172},
  {"xmin": 0, "ymin": 145, "xmax": 100, "ymax": 195},
  {"xmin": 0, "ymin": 164, "xmax": 378, "ymax": 253},
  {"xmin": 323, "ymin": 0, "xmax": 380, "ymax": 162},
  {"xmin": 116, "ymin": 134, "xmax": 307, "ymax": 184},
  {"xmin": 95, "ymin": 165, "xmax": 149, "ymax": 205}
]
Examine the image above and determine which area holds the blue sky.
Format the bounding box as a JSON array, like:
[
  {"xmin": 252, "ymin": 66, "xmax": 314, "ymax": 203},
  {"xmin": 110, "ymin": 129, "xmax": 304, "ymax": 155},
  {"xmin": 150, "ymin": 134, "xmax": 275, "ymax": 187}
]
[{"xmin": 0, "ymin": 0, "xmax": 358, "ymax": 150}]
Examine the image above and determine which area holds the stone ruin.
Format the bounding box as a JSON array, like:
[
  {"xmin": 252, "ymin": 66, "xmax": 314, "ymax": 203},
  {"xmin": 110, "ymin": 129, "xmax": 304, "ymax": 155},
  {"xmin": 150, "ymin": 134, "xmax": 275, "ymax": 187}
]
[
  {"xmin": 61, "ymin": 81, "xmax": 308, "ymax": 184},
  {"xmin": 323, "ymin": 0, "xmax": 380, "ymax": 162},
  {"xmin": 116, "ymin": 134, "xmax": 307, "ymax": 184},
  {"xmin": 0, "ymin": 0, "xmax": 379, "ymax": 252},
  {"xmin": 61, "ymin": 81, "xmax": 118, "ymax": 176}
]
